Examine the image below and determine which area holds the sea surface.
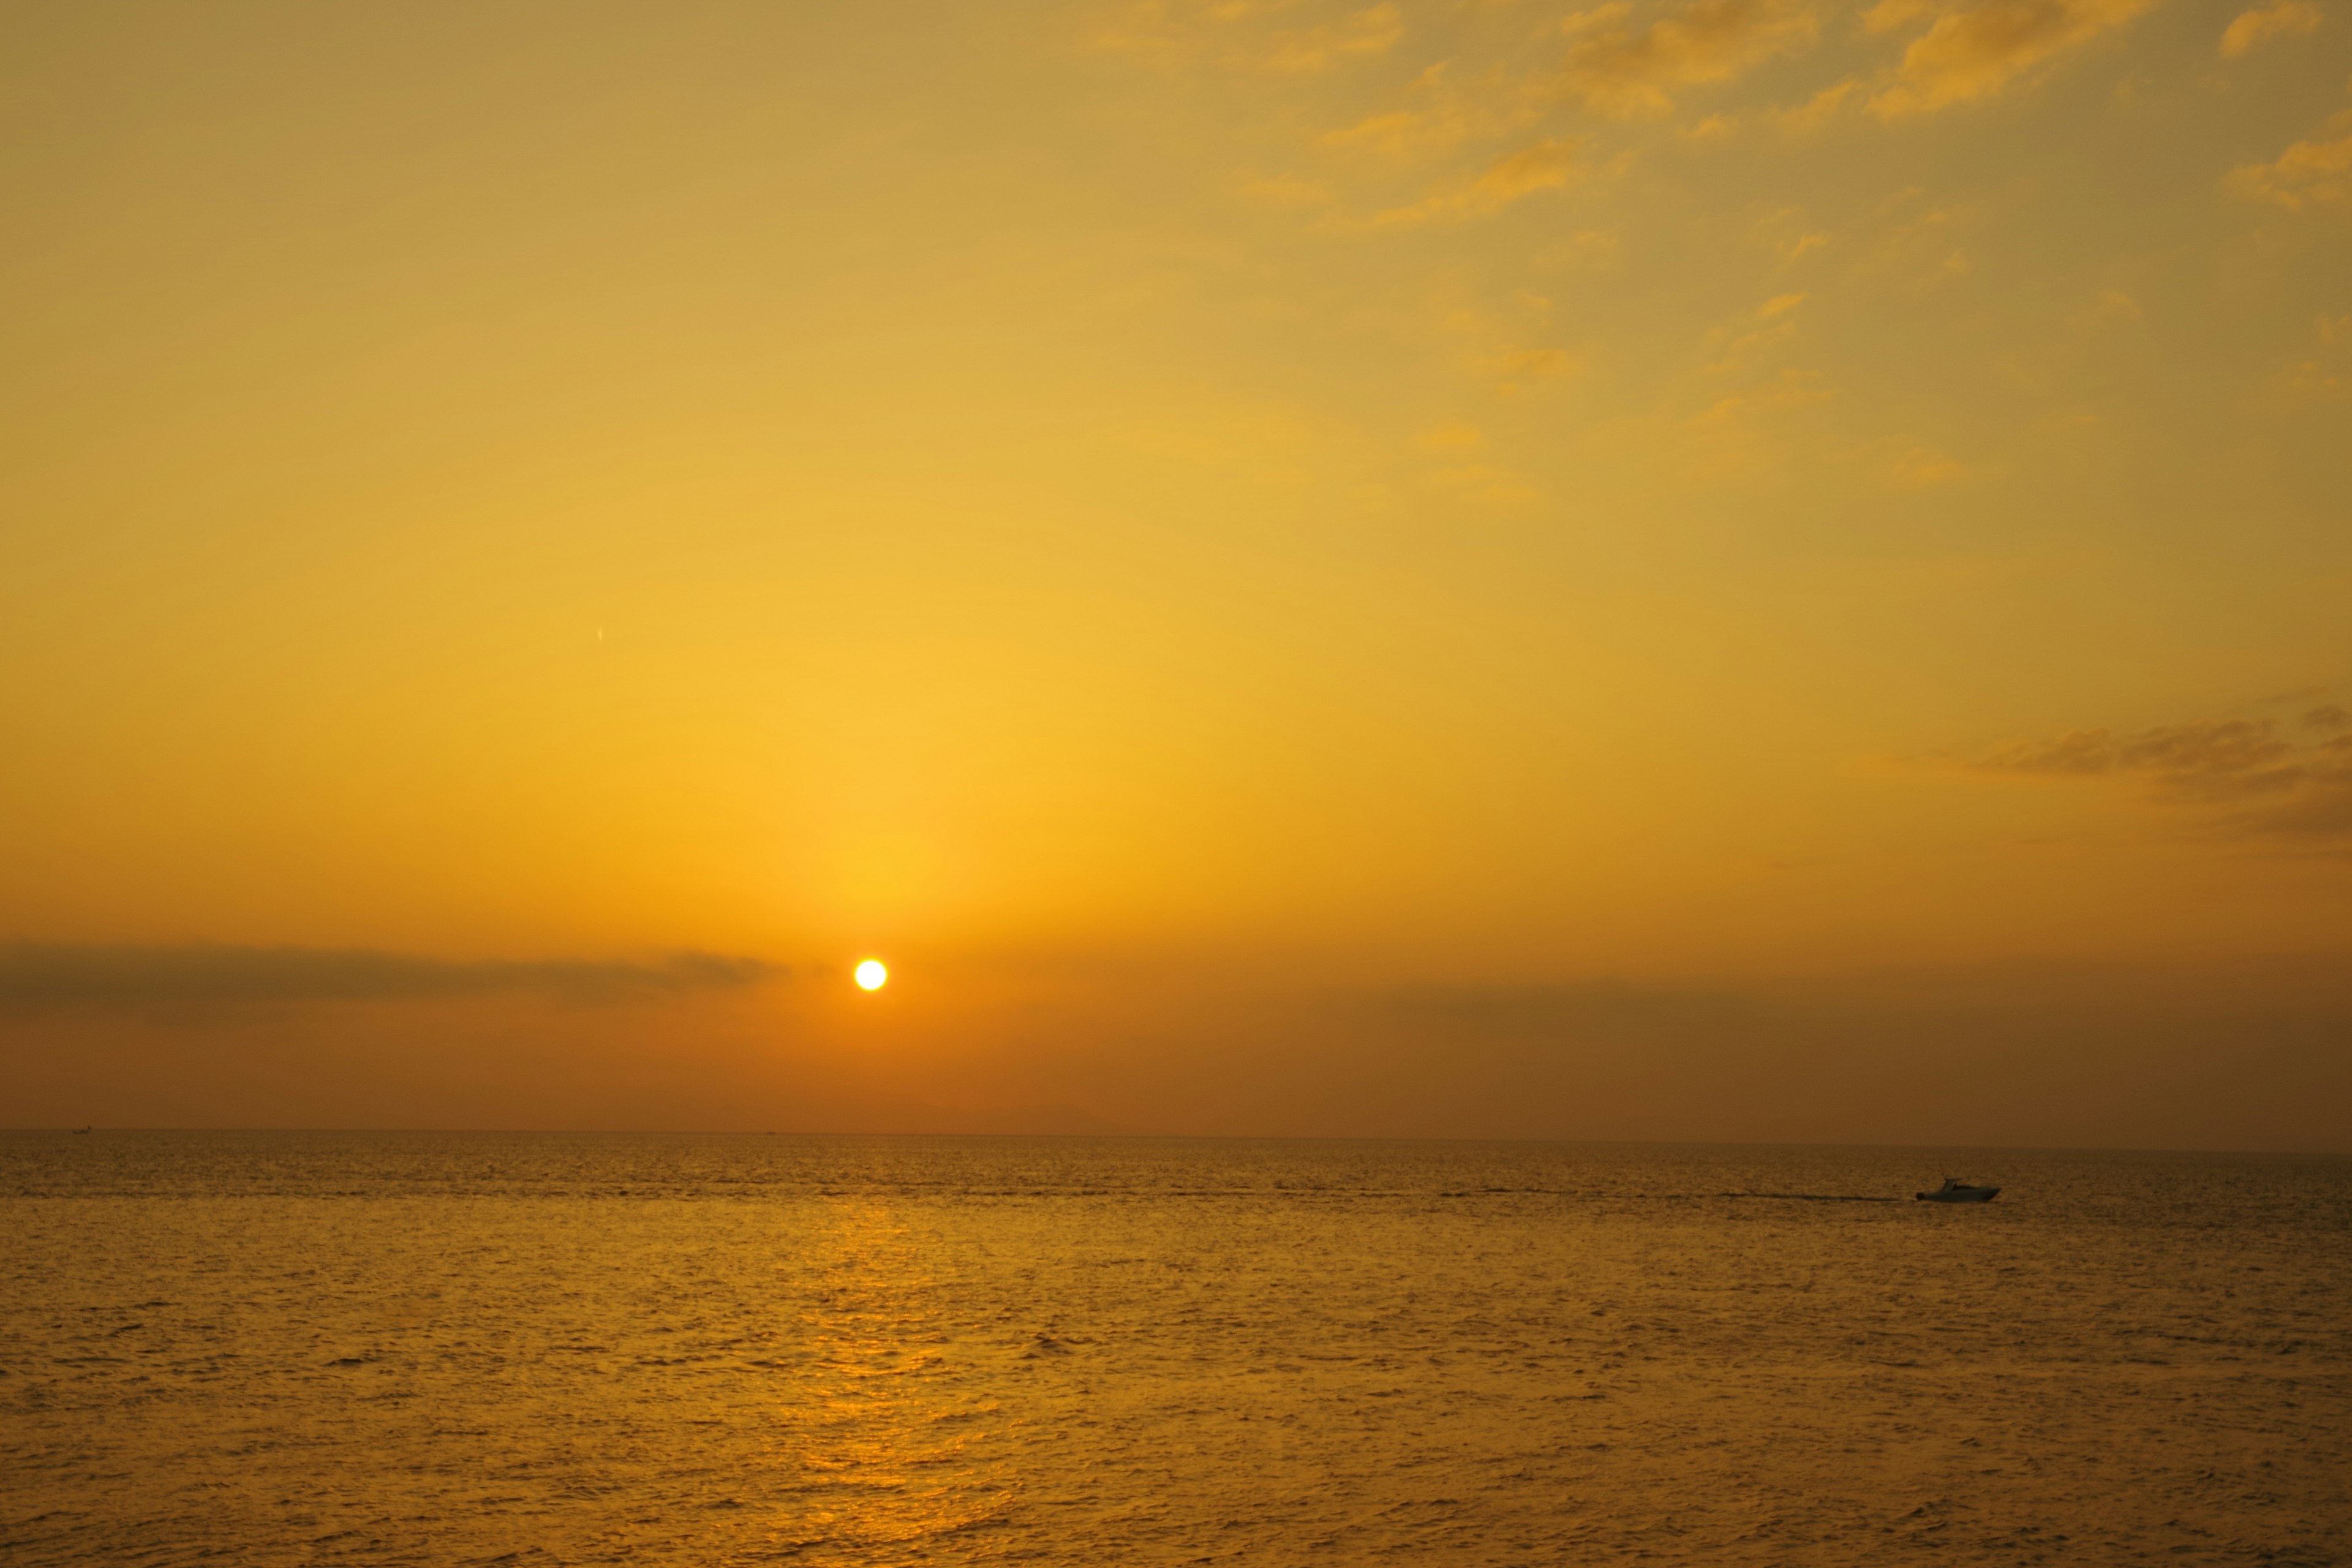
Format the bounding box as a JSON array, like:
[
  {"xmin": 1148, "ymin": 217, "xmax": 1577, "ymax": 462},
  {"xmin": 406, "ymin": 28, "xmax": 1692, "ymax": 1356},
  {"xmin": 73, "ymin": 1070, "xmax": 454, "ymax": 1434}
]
[{"xmin": 2, "ymin": 1134, "xmax": 2348, "ymax": 1566}]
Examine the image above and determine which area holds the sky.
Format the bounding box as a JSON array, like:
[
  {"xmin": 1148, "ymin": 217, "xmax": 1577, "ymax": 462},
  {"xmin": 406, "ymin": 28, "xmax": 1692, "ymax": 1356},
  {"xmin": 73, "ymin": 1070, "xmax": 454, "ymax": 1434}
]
[{"xmin": 3, "ymin": 0, "xmax": 2350, "ymax": 1147}]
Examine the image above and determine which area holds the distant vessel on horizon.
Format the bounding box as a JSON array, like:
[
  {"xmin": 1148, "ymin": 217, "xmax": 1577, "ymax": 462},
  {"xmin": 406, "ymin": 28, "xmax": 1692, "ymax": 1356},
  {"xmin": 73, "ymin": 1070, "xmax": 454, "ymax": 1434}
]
[{"xmin": 1916, "ymin": 1177, "xmax": 2000, "ymax": 1203}]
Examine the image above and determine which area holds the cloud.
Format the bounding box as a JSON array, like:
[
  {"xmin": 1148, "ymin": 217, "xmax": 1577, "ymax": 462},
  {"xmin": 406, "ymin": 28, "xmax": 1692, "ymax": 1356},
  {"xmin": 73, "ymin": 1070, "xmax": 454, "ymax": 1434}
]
[
  {"xmin": 1414, "ymin": 421, "xmax": 1488, "ymax": 452},
  {"xmin": 1324, "ymin": 64, "xmax": 1539, "ymax": 157},
  {"xmin": 1326, "ymin": 109, "xmax": 1457, "ymax": 156},
  {"xmin": 2230, "ymin": 109, "xmax": 2352, "ymax": 209},
  {"xmin": 1692, "ymin": 366, "xmax": 1834, "ymax": 421},
  {"xmin": 1261, "ymin": 2, "xmax": 1404, "ymax": 72},
  {"xmin": 2278, "ymin": 358, "xmax": 2350, "ymax": 399},
  {"xmin": 1861, "ymin": 0, "xmax": 1938, "ymax": 32},
  {"xmin": 1701, "ymin": 298, "xmax": 1806, "ymax": 372},
  {"xmin": 1888, "ymin": 443, "xmax": 1968, "ymax": 485},
  {"xmin": 0, "ymin": 944, "xmax": 786, "ymax": 1012},
  {"xmin": 1558, "ymin": 0, "xmax": 1821, "ymax": 119},
  {"xmin": 1776, "ymin": 77, "xmax": 1861, "ymax": 130},
  {"xmin": 1093, "ymin": 0, "xmax": 1401, "ymax": 72},
  {"xmin": 1863, "ymin": 195, "xmax": 1973, "ymax": 288},
  {"xmin": 2071, "ymin": 287, "xmax": 2141, "ymax": 330},
  {"xmin": 1373, "ymin": 137, "xmax": 1589, "ymax": 225},
  {"xmin": 1869, "ymin": 0, "xmax": 2154, "ymax": 118},
  {"xmin": 1981, "ymin": 718, "xmax": 2297, "ymax": 781},
  {"xmin": 1493, "ymin": 345, "xmax": 1577, "ymax": 383},
  {"xmin": 1752, "ymin": 208, "xmax": 1833, "ymax": 261},
  {"xmin": 1972, "ymin": 707, "xmax": 2352, "ymax": 839},
  {"xmin": 2221, "ymin": 0, "xmax": 2322, "ymax": 56}
]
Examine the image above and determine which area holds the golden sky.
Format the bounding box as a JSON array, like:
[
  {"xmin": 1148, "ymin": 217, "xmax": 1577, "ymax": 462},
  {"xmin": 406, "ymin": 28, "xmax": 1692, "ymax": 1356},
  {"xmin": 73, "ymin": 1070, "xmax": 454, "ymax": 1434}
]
[{"xmin": 4, "ymin": 0, "xmax": 2350, "ymax": 1145}]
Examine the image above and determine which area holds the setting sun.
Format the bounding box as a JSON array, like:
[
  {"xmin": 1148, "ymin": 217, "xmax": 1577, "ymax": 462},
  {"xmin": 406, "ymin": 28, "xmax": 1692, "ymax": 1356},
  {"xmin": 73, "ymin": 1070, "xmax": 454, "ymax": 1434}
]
[{"xmin": 853, "ymin": 959, "xmax": 888, "ymax": 992}]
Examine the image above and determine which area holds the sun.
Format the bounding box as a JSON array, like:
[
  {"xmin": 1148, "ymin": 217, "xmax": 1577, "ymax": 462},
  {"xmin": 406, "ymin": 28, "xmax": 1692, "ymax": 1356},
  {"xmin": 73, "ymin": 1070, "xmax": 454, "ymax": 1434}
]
[{"xmin": 853, "ymin": 959, "xmax": 888, "ymax": 992}]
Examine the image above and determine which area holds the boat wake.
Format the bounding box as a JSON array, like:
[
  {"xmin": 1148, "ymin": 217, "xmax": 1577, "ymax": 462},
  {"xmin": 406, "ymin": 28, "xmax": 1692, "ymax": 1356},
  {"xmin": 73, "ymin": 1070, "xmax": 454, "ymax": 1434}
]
[{"xmin": 1717, "ymin": 1191, "xmax": 1902, "ymax": 1203}]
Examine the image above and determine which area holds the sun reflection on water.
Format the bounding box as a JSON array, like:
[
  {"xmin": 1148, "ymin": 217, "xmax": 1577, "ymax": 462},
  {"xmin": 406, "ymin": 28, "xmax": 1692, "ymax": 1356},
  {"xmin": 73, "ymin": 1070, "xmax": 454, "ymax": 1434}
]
[{"xmin": 763, "ymin": 1199, "xmax": 1016, "ymax": 1555}]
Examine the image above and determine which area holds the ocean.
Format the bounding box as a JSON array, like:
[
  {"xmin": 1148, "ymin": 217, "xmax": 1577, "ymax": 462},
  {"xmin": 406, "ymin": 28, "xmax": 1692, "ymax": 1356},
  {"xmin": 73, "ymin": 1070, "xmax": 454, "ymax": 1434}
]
[{"xmin": 2, "ymin": 1133, "xmax": 2346, "ymax": 1564}]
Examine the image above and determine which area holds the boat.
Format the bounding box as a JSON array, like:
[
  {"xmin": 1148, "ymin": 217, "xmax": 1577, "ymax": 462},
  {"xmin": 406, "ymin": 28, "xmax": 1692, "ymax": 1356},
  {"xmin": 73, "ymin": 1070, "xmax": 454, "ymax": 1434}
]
[{"xmin": 1915, "ymin": 1176, "xmax": 1999, "ymax": 1202}]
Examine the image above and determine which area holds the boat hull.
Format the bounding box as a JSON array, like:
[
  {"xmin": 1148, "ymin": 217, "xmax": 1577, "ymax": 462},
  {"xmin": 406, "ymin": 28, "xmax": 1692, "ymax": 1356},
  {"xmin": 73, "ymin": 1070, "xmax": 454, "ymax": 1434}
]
[{"xmin": 1915, "ymin": 1186, "xmax": 1999, "ymax": 1202}]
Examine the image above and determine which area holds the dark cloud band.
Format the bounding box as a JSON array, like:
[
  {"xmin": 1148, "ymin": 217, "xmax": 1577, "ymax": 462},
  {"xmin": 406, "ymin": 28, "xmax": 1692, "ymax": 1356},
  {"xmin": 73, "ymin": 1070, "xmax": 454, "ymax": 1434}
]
[
  {"xmin": 0, "ymin": 944, "xmax": 785, "ymax": 1010},
  {"xmin": 1970, "ymin": 704, "xmax": 2352, "ymax": 840}
]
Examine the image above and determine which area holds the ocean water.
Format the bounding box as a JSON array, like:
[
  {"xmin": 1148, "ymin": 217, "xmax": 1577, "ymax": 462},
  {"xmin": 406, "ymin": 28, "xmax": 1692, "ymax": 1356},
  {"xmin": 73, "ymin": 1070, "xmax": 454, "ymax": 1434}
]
[{"xmin": 2, "ymin": 1134, "xmax": 2347, "ymax": 1566}]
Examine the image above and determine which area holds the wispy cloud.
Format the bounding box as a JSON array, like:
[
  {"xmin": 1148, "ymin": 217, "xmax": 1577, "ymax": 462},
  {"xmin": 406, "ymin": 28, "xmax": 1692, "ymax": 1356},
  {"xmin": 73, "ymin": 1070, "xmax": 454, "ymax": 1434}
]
[
  {"xmin": 2070, "ymin": 287, "xmax": 2142, "ymax": 330},
  {"xmin": 1888, "ymin": 443, "xmax": 1969, "ymax": 485},
  {"xmin": 2220, "ymin": 0, "xmax": 2321, "ymax": 57},
  {"xmin": 1493, "ymin": 345, "xmax": 1578, "ymax": 384},
  {"xmin": 1558, "ymin": 0, "xmax": 1820, "ymax": 119},
  {"xmin": 1861, "ymin": 194, "xmax": 1974, "ymax": 289},
  {"xmin": 2231, "ymin": 108, "xmax": 2352, "ymax": 209},
  {"xmin": 0, "ymin": 944, "xmax": 786, "ymax": 1012},
  {"xmin": 1413, "ymin": 421, "xmax": 1488, "ymax": 452},
  {"xmin": 1093, "ymin": 0, "xmax": 1401, "ymax": 72},
  {"xmin": 1324, "ymin": 64, "xmax": 1541, "ymax": 157},
  {"xmin": 1972, "ymin": 706, "xmax": 2352, "ymax": 840},
  {"xmin": 1693, "ymin": 366, "xmax": 1835, "ymax": 422},
  {"xmin": 1372, "ymin": 137, "xmax": 1590, "ymax": 225},
  {"xmin": 1699, "ymin": 294, "xmax": 1808, "ymax": 375},
  {"xmin": 1869, "ymin": 0, "xmax": 2154, "ymax": 117},
  {"xmin": 1776, "ymin": 77, "xmax": 1861, "ymax": 130},
  {"xmin": 1861, "ymin": 0, "xmax": 1939, "ymax": 34},
  {"xmin": 1261, "ymin": 2, "xmax": 1404, "ymax": 72},
  {"xmin": 1753, "ymin": 207, "xmax": 1833, "ymax": 263}
]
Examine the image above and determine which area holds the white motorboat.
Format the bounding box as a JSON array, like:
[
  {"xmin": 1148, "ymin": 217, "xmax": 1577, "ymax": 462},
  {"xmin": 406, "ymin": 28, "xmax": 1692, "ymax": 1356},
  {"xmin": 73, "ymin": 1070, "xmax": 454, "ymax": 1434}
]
[{"xmin": 1915, "ymin": 1176, "xmax": 2000, "ymax": 1203}]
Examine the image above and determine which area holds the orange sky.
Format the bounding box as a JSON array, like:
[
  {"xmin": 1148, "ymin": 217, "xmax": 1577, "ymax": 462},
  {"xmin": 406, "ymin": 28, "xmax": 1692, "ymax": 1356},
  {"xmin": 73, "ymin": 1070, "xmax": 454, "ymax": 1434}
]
[{"xmin": 3, "ymin": 0, "xmax": 2350, "ymax": 1145}]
